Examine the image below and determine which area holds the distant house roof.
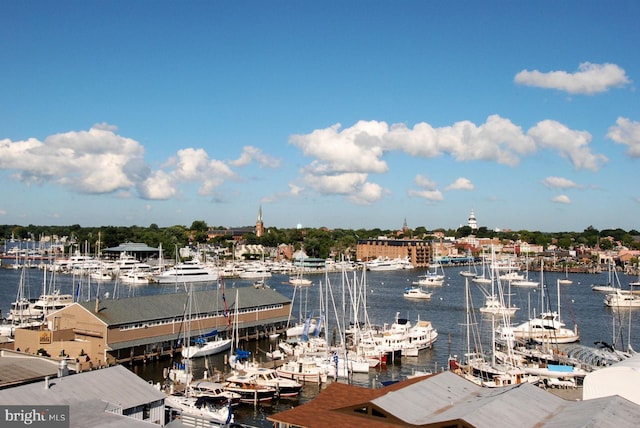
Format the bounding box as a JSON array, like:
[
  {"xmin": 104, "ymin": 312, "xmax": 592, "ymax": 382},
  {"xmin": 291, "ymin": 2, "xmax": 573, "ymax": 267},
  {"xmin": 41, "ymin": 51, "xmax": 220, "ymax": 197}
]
[
  {"xmin": 0, "ymin": 364, "xmax": 165, "ymax": 428},
  {"xmin": 102, "ymin": 242, "xmax": 160, "ymax": 253},
  {"xmin": 269, "ymin": 371, "xmax": 640, "ymax": 428}
]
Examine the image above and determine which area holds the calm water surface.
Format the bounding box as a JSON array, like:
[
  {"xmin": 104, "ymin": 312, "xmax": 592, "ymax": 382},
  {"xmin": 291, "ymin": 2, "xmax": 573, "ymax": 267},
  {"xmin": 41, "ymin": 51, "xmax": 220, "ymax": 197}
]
[{"xmin": 1, "ymin": 260, "xmax": 639, "ymax": 427}]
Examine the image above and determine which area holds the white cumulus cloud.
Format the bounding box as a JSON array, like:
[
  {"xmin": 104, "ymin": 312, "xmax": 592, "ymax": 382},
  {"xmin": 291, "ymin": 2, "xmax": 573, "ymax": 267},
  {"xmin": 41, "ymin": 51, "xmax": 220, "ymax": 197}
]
[
  {"xmin": 446, "ymin": 177, "xmax": 474, "ymax": 191},
  {"xmin": 414, "ymin": 174, "xmax": 437, "ymax": 190},
  {"xmin": 290, "ymin": 116, "xmax": 604, "ymax": 203},
  {"xmin": 0, "ymin": 125, "xmax": 272, "ymax": 202},
  {"xmin": 0, "ymin": 126, "xmax": 145, "ymax": 193},
  {"xmin": 408, "ymin": 174, "xmax": 443, "ymax": 201},
  {"xmin": 514, "ymin": 62, "xmax": 630, "ymax": 95},
  {"xmin": 230, "ymin": 146, "xmax": 281, "ymax": 168},
  {"xmin": 552, "ymin": 194, "xmax": 571, "ymax": 204},
  {"xmin": 542, "ymin": 176, "xmax": 581, "ymax": 189},
  {"xmin": 528, "ymin": 120, "xmax": 607, "ymax": 171},
  {"xmin": 607, "ymin": 117, "xmax": 640, "ymax": 157},
  {"xmin": 290, "ymin": 121, "xmax": 389, "ymax": 174},
  {"xmin": 138, "ymin": 170, "xmax": 177, "ymax": 200},
  {"xmin": 408, "ymin": 188, "xmax": 444, "ymax": 201}
]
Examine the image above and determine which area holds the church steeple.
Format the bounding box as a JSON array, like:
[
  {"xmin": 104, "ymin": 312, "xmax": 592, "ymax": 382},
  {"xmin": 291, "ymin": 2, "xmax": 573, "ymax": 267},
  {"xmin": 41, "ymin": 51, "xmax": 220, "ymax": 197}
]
[{"xmin": 255, "ymin": 205, "xmax": 264, "ymax": 237}]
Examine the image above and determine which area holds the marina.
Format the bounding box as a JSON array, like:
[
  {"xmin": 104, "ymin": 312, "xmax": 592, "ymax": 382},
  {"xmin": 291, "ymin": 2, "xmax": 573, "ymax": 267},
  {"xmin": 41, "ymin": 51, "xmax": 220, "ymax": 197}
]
[{"xmin": 1, "ymin": 257, "xmax": 639, "ymax": 426}]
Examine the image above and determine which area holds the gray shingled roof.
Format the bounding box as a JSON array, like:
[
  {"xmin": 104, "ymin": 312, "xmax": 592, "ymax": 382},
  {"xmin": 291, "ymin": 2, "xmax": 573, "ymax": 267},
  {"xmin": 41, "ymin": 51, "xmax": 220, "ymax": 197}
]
[{"xmin": 75, "ymin": 286, "xmax": 290, "ymax": 326}]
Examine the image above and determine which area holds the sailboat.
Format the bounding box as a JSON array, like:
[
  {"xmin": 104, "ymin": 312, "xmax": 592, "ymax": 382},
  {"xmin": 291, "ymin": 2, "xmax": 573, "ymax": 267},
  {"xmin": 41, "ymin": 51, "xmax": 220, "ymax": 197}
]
[
  {"xmin": 165, "ymin": 283, "xmax": 234, "ymax": 425},
  {"xmin": 181, "ymin": 282, "xmax": 232, "ymax": 359},
  {"xmin": 459, "ymin": 254, "xmax": 478, "ymax": 278},
  {"xmin": 1, "ymin": 261, "xmax": 43, "ymax": 337},
  {"xmin": 591, "ymin": 260, "xmax": 621, "ymax": 293},
  {"xmin": 478, "ymin": 248, "xmax": 518, "ymax": 317},
  {"xmin": 511, "ymin": 255, "xmax": 539, "ymax": 288},
  {"xmin": 472, "ymin": 249, "xmax": 492, "ymax": 285},
  {"xmin": 499, "ymin": 263, "xmax": 580, "ymax": 345},
  {"xmin": 449, "ymin": 277, "xmax": 504, "ymax": 384},
  {"xmin": 558, "ymin": 264, "xmax": 573, "ymax": 285},
  {"xmin": 289, "ymin": 264, "xmax": 312, "ymax": 286},
  {"xmin": 182, "ymin": 330, "xmax": 232, "ymax": 359}
]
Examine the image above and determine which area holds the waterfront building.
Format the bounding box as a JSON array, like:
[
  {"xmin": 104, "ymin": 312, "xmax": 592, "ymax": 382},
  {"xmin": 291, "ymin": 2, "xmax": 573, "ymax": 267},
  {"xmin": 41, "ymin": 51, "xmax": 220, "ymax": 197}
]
[
  {"xmin": 101, "ymin": 242, "xmax": 160, "ymax": 261},
  {"xmin": 356, "ymin": 238, "xmax": 431, "ymax": 268},
  {"xmin": 268, "ymin": 370, "xmax": 640, "ymax": 427},
  {"xmin": 13, "ymin": 287, "xmax": 291, "ymax": 367}
]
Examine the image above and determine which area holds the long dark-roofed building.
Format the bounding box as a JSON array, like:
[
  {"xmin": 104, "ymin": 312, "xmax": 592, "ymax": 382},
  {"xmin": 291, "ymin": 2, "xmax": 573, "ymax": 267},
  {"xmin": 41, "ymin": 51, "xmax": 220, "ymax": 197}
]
[{"xmin": 14, "ymin": 287, "xmax": 291, "ymax": 367}]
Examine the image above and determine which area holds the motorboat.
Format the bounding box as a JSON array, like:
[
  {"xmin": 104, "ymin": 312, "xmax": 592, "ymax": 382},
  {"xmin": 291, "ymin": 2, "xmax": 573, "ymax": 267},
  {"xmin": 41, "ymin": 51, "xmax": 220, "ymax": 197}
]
[
  {"xmin": 403, "ymin": 286, "xmax": 432, "ymax": 300},
  {"xmin": 276, "ymin": 356, "xmax": 331, "ymax": 384},
  {"xmin": 28, "ymin": 290, "xmax": 74, "ymax": 318},
  {"xmin": 222, "ymin": 371, "xmax": 277, "ymax": 404},
  {"xmin": 412, "ymin": 272, "xmax": 444, "ymax": 287},
  {"xmin": 365, "ymin": 257, "xmax": 410, "ymax": 271},
  {"xmin": 403, "ymin": 319, "xmax": 438, "ymax": 356},
  {"xmin": 164, "ymin": 392, "xmax": 233, "ymax": 425},
  {"xmin": 238, "ymin": 263, "xmax": 272, "ymax": 279},
  {"xmin": 229, "ymin": 365, "xmax": 302, "ymax": 398},
  {"xmin": 187, "ymin": 380, "xmax": 242, "ymax": 407},
  {"xmin": 119, "ymin": 269, "xmax": 152, "ymax": 285},
  {"xmin": 499, "ymin": 311, "xmax": 580, "ymax": 344},
  {"xmin": 604, "ymin": 290, "xmax": 640, "ymax": 308}
]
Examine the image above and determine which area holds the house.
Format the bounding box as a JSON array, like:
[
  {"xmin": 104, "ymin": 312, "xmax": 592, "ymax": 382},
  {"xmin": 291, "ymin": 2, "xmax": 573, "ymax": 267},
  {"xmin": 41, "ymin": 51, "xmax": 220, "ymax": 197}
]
[{"xmin": 268, "ymin": 371, "xmax": 640, "ymax": 427}]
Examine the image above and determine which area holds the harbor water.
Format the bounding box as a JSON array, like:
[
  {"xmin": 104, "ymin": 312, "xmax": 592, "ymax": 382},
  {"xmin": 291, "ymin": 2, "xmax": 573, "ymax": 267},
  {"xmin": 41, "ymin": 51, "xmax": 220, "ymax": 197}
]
[{"xmin": 1, "ymin": 260, "xmax": 639, "ymax": 427}]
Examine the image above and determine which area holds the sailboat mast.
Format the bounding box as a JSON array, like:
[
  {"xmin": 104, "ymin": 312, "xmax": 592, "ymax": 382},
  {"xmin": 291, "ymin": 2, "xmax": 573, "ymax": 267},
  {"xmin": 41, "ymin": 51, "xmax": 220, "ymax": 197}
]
[
  {"xmin": 465, "ymin": 278, "xmax": 471, "ymax": 358},
  {"xmin": 556, "ymin": 279, "xmax": 561, "ymax": 319},
  {"xmin": 540, "ymin": 259, "xmax": 544, "ymax": 314}
]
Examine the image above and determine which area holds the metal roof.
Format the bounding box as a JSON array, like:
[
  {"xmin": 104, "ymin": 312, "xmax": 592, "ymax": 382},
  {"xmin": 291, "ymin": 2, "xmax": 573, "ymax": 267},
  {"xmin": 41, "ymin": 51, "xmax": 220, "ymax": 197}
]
[
  {"xmin": 102, "ymin": 242, "xmax": 160, "ymax": 252},
  {"xmin": 0, "ymin": 365, "xmax": 166, "ymax": 428},
  {"xmin": 369, "ymin": 371, "xmax": 640, "ymax": 428},
  {"xmin": 0, "ymin": 350, "xmax": 61, "ymax": 388},
  {"xmin": 73, "ymin": 286, "xmax": 291, "ymax": 326},
  {"xmin": 271, "ymin": 371, "xmax": 640, "ymax": 427}
]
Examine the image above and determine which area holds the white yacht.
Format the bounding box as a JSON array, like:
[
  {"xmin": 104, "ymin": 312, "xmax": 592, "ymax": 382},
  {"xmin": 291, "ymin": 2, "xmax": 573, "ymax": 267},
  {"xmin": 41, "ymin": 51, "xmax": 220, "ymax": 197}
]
[
  {"xmin": 498, "ymin": 311, "xmax": 580, "ymax": 344},
  {"xmin": 29, "ymin": 290, "xmax": 74, "ymax": 318},
  {"xmin": 152, "ymin": 259, "xmax": 219, "ymax": 284},
  {"xmin": 238, "ymin": 263, "xmax": 272, "ymax": 279}
]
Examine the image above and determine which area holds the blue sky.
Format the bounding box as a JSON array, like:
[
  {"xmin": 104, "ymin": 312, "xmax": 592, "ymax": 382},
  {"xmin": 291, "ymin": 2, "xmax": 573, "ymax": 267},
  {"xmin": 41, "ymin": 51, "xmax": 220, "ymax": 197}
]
[{"xmin": 1, "ymin": 1, "xmax": 639, "ymax": 233}]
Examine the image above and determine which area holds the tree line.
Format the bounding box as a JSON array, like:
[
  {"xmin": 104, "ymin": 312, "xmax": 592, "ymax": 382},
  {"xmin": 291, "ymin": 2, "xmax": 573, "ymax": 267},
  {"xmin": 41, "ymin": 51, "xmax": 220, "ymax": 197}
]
[{"xmin": 1, "ymin": 222, "xmax": 639, "ymax": 261}]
